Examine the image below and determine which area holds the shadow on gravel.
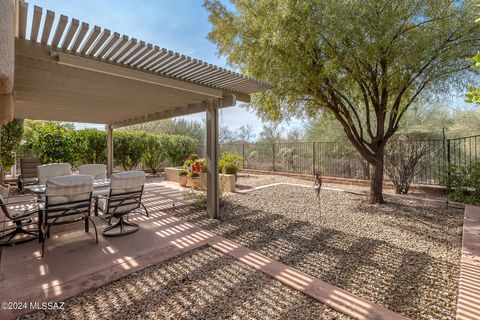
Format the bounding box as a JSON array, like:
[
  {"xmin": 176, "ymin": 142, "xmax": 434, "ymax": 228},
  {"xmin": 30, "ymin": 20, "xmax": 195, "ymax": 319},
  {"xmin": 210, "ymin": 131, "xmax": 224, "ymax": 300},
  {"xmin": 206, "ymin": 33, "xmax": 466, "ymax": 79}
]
[{"xmin": 167, "ymin": 202, "xmax": 461, "ymax": 320}]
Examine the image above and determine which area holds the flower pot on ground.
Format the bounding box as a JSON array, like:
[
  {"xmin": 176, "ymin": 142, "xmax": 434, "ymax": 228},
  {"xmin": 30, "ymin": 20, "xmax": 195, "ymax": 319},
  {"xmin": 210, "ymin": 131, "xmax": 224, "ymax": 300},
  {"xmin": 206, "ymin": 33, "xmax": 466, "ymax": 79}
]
[
  {"xmin": 178, "ymin": 169, "xmax": 188, "ymax": 187},
  {"xmin": 188, "ymin": 172, "xmax": 200, "ymax": 190}
]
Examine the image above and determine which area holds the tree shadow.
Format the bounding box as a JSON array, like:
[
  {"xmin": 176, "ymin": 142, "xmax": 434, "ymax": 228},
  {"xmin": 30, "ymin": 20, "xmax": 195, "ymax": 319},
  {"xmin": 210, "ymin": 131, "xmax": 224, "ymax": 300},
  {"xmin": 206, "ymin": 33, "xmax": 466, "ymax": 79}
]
[{"xmin": 168, "ymin": 200, "xmax": 461, "ymax": 320}]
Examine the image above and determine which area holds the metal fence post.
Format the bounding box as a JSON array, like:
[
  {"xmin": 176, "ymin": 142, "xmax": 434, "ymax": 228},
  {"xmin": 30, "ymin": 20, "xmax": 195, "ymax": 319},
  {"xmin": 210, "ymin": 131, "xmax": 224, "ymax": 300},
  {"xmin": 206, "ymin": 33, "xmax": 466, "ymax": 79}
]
[
  {"xmin": 312, "ymin": 142, "xmax": 316, "ymax": 174},
  {"xmin": 446, "ymin": 138, "xmax": 451, "ymax": 191},
  {"xmin": 242, "ymin": 143, "xmax": 245, "ymax": 169},
  {"xmin": 272, "ymin": 143, "xmax": 275, "ymax": 171}
]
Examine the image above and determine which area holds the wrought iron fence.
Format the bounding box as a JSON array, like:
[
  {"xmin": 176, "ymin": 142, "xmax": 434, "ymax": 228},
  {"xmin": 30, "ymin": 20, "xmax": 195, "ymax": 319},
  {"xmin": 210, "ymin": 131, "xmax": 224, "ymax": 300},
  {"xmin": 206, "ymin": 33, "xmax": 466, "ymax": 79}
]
[
  {"xmin": 219, "ymin": 135, "xmax": 480, "ymax": 186},
  {"xmin": 13, "ymin": 135, "xmax": 480, "ymax": 186}
]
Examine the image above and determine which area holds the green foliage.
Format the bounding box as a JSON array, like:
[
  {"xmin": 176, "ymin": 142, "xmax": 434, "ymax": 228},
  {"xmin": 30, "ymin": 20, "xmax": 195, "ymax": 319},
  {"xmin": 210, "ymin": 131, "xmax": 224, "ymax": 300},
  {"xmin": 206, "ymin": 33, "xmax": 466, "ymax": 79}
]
[
  {"xmin": 27, "ymin": 121, "xmax": 87, "ymax": 166},
  {"xmin": 189, "ymin": 154, "xmax": 199, "ymax": 161},
  {"xmin": 188, "ymin": 171, "xmax": 200, "ymax": 178},
  {"xmin": 164, "ymin": 135, "xmax": 197, "ymax": 166},
  {"xmin": 178, "ymin": 168, "xmax": 188, "ymax": 176},
  {"xmin": 222, "ymin": 163, "xmax": 238, "ymax": 175},
  {"xmin": 465, "ymin": 52, "xmax": 480, "ymax": 104},
  {"xmin": 141, "ymin": 133, "xmax": 168, "ymax": 174},
  {"xmin": 76, "ymin": 129, "xmax": 107, "ymax": 164},
  {"xmin": 206, "ymin": 0, "xmax": 479, "ymax": 202},
  {"xmin": 447, "ymin": 160, "xmax": 480, "ymax": 205},
  {"xmin": 124, "ymin": 118, "xmax": 205, "ymax": 147},
  {"xmin": 219, "ymin": 152, "xmax": 243, "ymax": 175},
  {"xmin": 0, "ymin": 119, "xmax": 24, "ymax": 170},
  {"xmin": 113, "ymin": 131, "xmax": 146, "ymax": 171}
]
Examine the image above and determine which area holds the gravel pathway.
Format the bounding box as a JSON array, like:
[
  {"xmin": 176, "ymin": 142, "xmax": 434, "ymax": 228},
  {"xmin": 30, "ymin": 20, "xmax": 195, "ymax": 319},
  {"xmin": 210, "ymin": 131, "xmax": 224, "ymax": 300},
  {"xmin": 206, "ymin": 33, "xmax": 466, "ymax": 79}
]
[
  {"xmin": 171, "ymin": 179, "xmax": 464, "ymax": 320},
  {"xmin": 19, "ymin": 246, "xmax": 349, "ymax": 320}
]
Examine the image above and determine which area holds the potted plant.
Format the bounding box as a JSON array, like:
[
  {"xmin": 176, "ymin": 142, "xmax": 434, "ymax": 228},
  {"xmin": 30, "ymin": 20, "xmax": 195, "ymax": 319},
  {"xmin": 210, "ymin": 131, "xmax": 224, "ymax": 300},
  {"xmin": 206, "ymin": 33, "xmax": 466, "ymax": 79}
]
[
  {"xmin": 178, "ymin": 169, "xmax": 188, "ymax": 187},
  {"xmin": 188, "ymin": 171, "xmax": 200, "ymax": 190}
]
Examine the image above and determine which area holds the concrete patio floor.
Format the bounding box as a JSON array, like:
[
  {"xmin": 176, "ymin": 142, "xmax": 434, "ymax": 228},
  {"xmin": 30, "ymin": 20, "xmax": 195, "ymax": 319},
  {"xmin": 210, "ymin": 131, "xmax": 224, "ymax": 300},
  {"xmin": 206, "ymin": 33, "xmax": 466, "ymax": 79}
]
[{"xmin": 0, "ymin": 178, "xmax": 410, "ymax": 320}]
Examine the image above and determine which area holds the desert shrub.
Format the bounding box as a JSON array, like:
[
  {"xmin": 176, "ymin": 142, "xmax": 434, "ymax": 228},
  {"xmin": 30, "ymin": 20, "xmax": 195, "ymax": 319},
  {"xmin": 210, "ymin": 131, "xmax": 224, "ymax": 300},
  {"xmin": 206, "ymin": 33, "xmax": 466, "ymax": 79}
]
[
  {"xmin": 248, "ymin": 150, "xmax": 258, "ymax": 160},
  {"xmin": 141, "ymin": 133, "xmax": 168, "ymax": 174},
  {"xmin": 114, "ymin": 131, "xmax": 146, "ymax": 171},
  {"xmin": 446, "ymin": 160, "xmax": 480, "ymax": 205},
  {"xmin": 76, "ymin": 129, "xmax": 107, "ymax": 164},
  {"xmin": 384, "ymin": 133, "xmax": 433, "ymax": 194},
  {"xmin": 276, "ymin": 147, "xmax": 295, "ymax": 167},
  {"xmin": 164, "ymin": 135, "xmax": 197, "ymax": 166}
]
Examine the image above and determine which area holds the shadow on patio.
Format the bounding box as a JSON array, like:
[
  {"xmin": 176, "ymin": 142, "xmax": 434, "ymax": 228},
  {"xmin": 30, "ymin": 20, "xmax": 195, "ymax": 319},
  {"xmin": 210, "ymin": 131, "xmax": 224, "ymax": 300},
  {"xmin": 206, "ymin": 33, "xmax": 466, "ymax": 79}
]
[{"xmin": 0, "ymin": 180, "xmax": 207, "ymax": 319}]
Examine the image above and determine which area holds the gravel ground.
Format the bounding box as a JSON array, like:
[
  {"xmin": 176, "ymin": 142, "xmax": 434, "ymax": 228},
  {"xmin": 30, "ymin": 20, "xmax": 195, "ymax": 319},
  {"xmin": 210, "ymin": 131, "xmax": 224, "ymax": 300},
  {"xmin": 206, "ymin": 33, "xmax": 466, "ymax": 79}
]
[
  {"xmin": 19, "ymin": 246, "xmax": 349, "ymax": 320},
  {"xmin": 171, "ymin": 177, "xmax": 464, "ymax": 320}
]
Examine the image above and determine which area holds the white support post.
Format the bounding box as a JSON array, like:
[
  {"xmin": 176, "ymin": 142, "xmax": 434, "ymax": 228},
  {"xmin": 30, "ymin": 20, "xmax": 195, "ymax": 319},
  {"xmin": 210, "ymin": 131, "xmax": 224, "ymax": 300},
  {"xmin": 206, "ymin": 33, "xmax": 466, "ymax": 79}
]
[
  {"xmin": 206, "ymin": 99, "xmax": 219, "ymax": 218},
  {"xmin": 106, "ymin": 124, "xmax": 113, "ymax": 177}
]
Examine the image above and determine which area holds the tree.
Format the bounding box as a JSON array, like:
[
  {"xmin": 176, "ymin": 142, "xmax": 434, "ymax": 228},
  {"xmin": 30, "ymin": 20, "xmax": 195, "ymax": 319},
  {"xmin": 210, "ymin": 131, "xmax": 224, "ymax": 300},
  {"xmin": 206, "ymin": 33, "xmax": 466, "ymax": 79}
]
[
  {"xmin": 219, "ymin": 125, "xmax": 236, "ymax": 143},
  {"xmin": 205, "ymin": 0, "xmax": 479, "ymax": 203},
  {"xmin": 238, "ymin": 124, "xmax": 255, "ymax": 142},
  {"xmin": 0, "ymin": 119, "xmax": 24, "ymax": 181},
  {"xmin": 258, "ymin": 121, "xmax": 281, "ymax": 142}
]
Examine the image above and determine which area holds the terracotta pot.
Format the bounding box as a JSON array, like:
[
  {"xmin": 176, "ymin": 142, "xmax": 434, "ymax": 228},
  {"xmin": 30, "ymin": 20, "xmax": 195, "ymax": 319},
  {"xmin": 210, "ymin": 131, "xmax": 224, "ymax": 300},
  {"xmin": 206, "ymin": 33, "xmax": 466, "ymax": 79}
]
[
  {"xmin": 179, "ymin": 175, "xmax": 188, "ymax": 187},
  {"xmin": 189, "ymin": 177, "xmax": 200, "ymax": 190}
]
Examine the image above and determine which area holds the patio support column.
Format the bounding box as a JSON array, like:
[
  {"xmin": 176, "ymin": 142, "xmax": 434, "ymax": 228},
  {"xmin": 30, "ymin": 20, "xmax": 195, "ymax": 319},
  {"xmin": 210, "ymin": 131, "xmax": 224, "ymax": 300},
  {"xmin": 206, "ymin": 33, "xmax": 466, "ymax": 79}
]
[
  {"xmin": 106, "ymin": 124, "xmax": 113, "ymax": 177},
  {"xmin": 0, "ymin": 0, "xmax": 15, "ymax": 124},
  {"xmin": 206, "ymin": 99, "xmax": 219, "ymax": 218}
]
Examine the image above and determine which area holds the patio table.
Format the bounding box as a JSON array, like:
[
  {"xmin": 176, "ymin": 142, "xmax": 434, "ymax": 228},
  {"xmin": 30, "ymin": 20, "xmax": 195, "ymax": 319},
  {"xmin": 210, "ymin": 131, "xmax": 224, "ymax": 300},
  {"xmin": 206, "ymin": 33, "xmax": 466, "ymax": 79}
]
[
  {"xmin": 31, "ymin": 178, "xmax": 110, "ymax": 195},
  {"xmin": 32, "ymin": 178, "xmax": 110, "ymax": 242}
]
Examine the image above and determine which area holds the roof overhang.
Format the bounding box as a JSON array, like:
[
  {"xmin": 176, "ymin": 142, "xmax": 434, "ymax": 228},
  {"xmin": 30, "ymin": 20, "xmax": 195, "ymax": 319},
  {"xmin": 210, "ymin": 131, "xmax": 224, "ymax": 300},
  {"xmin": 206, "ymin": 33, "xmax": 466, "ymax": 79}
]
[{"xmin": 11, "ymin": 1, "xmax": 271, "ymax": 127}]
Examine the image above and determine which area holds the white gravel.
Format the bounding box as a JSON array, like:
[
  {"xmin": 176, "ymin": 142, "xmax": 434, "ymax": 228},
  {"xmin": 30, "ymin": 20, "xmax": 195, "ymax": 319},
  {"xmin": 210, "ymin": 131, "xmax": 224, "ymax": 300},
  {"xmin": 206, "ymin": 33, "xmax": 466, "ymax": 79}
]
[
  {"xmin": 18, "ymin": 246, "xmax": 349, "ymax": 320},
  {"xmin": 172, "ymin": 176, "xmax": 464, "ymax": 320}
]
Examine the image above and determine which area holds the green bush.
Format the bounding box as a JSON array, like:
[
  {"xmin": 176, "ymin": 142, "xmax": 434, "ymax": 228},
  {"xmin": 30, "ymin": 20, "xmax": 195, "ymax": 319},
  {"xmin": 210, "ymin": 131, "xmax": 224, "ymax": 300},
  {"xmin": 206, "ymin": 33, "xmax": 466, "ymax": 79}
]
[
  {"xmin": 114, "ymin": 131, "xmax": 146, "ymax": 171},
  {"xmin": 222, "ymin": 163, "xmax": 238, "ymax": 175},
  {"xmin": 76, "ymin": 129, "xmax": 107, "ymax": 164},
  {"xmin": 164, "ymin": 135, "xmax": 197, "ymax": 166},
  {"xmin": 219, "ymin": 152, "xmax": 243, "ymax": 176},
  {"xmin": 0, "ymin": 119, "xmax": 24, "ymax": 170},
  {"xmin": 447, "ymin": 160, "xmax": 480, "ymax": 205},
  {"xmin": 27, "ymin": 122, "xmax": 87, "ymax": 167},
  {"xmin": 141, "ymin": 133, "xmax": 168, "ymax": 174}
]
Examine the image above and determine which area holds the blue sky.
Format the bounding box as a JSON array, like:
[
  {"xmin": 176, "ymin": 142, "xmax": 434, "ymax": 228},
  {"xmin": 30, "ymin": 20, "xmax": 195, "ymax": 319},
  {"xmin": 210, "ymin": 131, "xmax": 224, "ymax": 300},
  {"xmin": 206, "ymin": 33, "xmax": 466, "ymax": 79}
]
[{"xmin": 28, "ymin": 0, "xmax": 286, "ymax": 135}]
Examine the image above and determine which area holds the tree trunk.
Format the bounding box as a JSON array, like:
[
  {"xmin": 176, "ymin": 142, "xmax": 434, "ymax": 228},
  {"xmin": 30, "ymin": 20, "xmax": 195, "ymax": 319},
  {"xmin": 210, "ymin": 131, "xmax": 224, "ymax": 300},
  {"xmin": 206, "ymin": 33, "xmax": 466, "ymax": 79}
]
[{"xmin": 369, "ymin": 146, "xmax": 385, "ymax": 204}]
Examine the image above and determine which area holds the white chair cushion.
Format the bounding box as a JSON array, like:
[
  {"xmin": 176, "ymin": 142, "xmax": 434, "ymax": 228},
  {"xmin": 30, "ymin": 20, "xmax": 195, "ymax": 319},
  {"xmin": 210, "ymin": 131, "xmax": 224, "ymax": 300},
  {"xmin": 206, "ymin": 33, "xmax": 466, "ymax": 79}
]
[
  {"xmin": 38, "ymin": 163, "xmax": 72, "ymax": 185},
  {"xmin": 110, "ymin": 171, "xmax": 145, "ymax": 195},
  {"xmin": 98, "ymin": 171, "xmax": 145, "ymax": 215},
  {"xmin": 79, "ymin": 164, "xmax": 107, "ymax": 180},
  {"xmin": 46, "ymin": 175, "xmax": 93, "ymax": 205}
]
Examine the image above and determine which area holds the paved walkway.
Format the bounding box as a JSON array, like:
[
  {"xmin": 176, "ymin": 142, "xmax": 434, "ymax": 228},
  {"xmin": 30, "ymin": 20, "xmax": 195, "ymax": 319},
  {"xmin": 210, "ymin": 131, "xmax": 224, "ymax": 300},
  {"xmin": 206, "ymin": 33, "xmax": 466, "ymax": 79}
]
[
  {"xmin": 457, "ymin": 205, "xmax": 480, "ymax": 320},
  {"xmin": 0, "ymin": 180, "xmax": 410, "ymax": 319}
]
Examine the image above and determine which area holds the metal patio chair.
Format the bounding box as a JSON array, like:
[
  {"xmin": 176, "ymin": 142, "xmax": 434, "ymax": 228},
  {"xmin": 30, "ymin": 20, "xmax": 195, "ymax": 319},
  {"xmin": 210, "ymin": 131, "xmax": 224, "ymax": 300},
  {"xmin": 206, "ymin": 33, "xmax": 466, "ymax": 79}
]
[
  {"xmin": 95, "ymin": 171, "xmax": 148, "ymax": 237},
  {"xmin": 17, "ymin": 157, "xmax": 41, "ymax": 194},
  {"xmin": 40, "ymin": 175, "xmax": 97, "ymax": 257},
  {"xmin": 37, "ymin": 163, "xmax": 72, "ymax": 185},
  {"xmin": 0, "ymin": 195, "xmax": 39, "ymax": 246}
]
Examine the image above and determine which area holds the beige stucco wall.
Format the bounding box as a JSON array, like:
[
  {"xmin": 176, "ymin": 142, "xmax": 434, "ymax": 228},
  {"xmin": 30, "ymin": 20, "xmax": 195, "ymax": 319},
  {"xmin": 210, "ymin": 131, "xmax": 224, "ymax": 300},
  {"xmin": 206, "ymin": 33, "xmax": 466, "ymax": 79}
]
[
  {"xmin": 0, "ymin": 0, "xmax": 15, "ymax": 123},
  {"xmin": 0, "ymin": 0, "xmax": 15, "ymax": 94}
]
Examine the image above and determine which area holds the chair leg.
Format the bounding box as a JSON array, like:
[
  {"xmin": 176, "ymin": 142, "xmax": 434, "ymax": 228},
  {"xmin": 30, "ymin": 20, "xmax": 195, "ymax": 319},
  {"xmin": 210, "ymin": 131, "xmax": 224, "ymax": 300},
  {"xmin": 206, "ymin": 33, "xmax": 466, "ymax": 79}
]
[
  {"xmin": 41, "ymin": 224, "xmax": 51, "ymax": 258},
  {"xmin": 102, "ymin": 216, "xmax": 139, "ymax": 237},
  {"xmin": 85, "ymin": 217, "xmax": 89, "ymax": 233},
  {"xmin": 0, "ymin": 226, "xmax": 39, "ymax": 246},
  {"xmin": 140, "ymin": 202, "xmax": 149, "ymax": 217},
  {"xmin": 85, "ymin": 214, "xmax": 99, "ymax": 244}
]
